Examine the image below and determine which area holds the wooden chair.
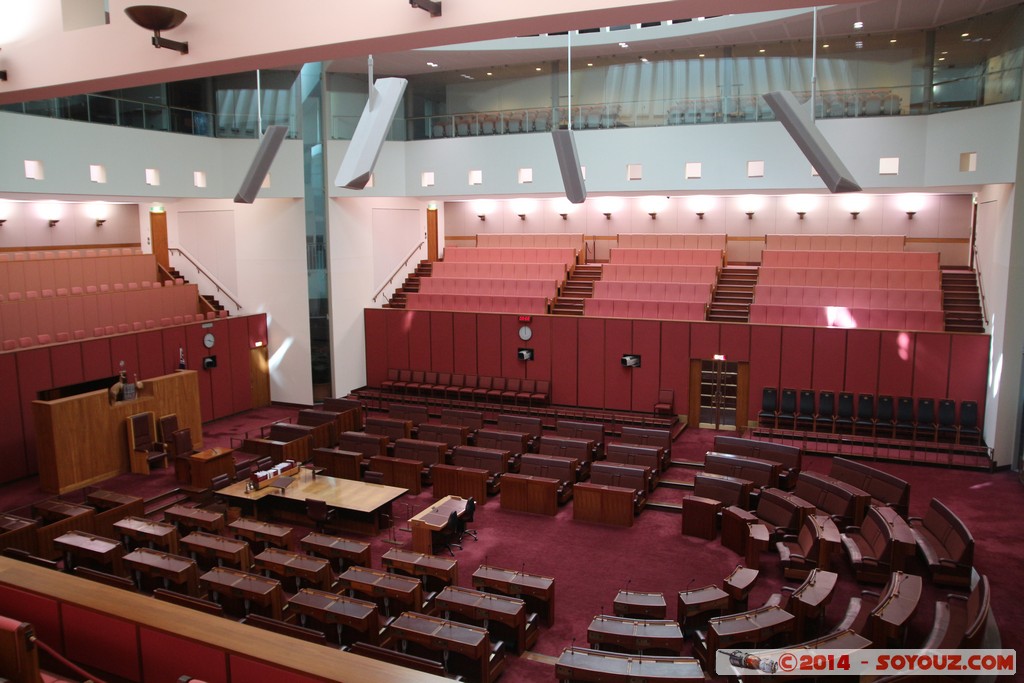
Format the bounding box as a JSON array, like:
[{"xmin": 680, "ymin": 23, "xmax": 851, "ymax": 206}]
[
  {"xmin": 127, "ymin": 411, "xmax": 168, "ymax": 474},
  {"xmin": 306, "ymin": 498, "xmax": 335, "ymax": 533},
  {"xmin": 654, "ymin": 389, "xmax": 674, "ymax": 416}
]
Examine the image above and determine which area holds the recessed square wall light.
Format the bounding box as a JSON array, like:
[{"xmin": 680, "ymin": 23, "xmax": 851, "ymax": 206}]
[
  {"xmin": 517, "ymin": 168, "xmax": 533, "ymax": 184},
  {"xmin": 626, "ymin": 164, "xmax": 643, "ymax": 181},
  {"xmin": 879, "ymin": 157, "xmax": 900, "ymax": 175},
  {"xmin": 468, "ymin": 170, "xmax": 483, "ymax": 186},
  {"xmin": 24, "ymin": 160, "xmax": 44, "ymax": 180},
  {"xmin": 959, "ymin": 152, "xmax": 977, "ymax": 173},
  {"xmin": 145, "ymin": 168, "xmax": 160, "ymax": 186},
  {"xmin": 747, "ymin": 160, "xmax": 765, "ymax": 178},
  {"xmin": 685, "ymin": 162, "xmax": 702, "ymax": 179},
  {"xmin": 421, "ymin": 171, "xmax": 435, "ymax": 187},
  {"xmin": 193, "ymin": 171, "xmax": 207, "ymax": 188},
  {"xmin": 89, "ymin": 164, "xmax": 107, "ymax": 183}
]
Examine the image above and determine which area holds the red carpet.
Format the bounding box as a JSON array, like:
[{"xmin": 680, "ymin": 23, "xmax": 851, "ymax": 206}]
[{"xmin": 2, "ymin": 408, "xmax": 1021, "ymax": 682}]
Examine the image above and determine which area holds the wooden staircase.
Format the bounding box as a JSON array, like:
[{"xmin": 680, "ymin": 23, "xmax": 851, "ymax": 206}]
[
  {"xmin": 942, "ymin": 267, "xmax": 986, "ymax": 333},
  {"xmin": 551, "ymin": 264, "xmax": 602, "ymax": 315},
  {"xmin": 384, "ymin": 260, "xmax": 432, "ymax": 309},
  {"xmin": 200, "ymin": 294, "xmax": 226, "ymax": 315},
  {"xmin": 706, "ymin": 265, "xmax": 758, "ymax": 323}
]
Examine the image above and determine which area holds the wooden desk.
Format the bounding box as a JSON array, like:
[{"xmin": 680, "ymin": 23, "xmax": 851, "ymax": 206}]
[
  {"xmin": 724, "ymin": 566, "xmax": 760, "ymax": 610},
  {"xmin": 299, "ymin": 532, "xmax": 371, "ymax": 573},
  {"xmin": 123, "ymin": 547, "xmax": 199, "ymax": 596},
  {"xmin": 872, "ymin": 505, "xmax": 917, "ymax": 571},
  {"xmin": 176, "ymin": 447, "xmax": 236, "ymax": 488},
  {"xmin": 682, "ymin": 495, "xmax": 721, "ymax": 539},
  {"xmin": 707, "ymin": 605, "xmax": 795, "ymax": 675},
  {"xmin": 613, "ymin": 590, "xmax": 667, "ymax": 619},
  {"xmin": 431, "ymin": 464, "xmax": 489, "ymax": 503},
  {"xmin": 786, "ymin": 568, "xmax": 838, "ymax": 638},
  {"xmin": 86, "ymin": 490, "xmax": 146, "ymax": 538},
  {"xmin": 163, "ymin": 505, "xmax": 224, "ymax": 534},
  {"xmin": 382, "ymin": 548, "xmax": 459, "ymax": 588},
  {"xmin": 809, "ymin": 514, "xmax": 842, "ymax": 569},
  {"xmin": 32, "ymin": 499, "xmax": 95, "ymax": 524},
  {"xmin": 200, "ymin": 566, "xmax": 284, "ymax": 620},
  {"xmin": 180, "ymin": 531, "xmax": 253, "ymax": 570},
  {"xmin": 868, "ymin": 571, "xmax": 922, "ymax": 647},
  {"xmin": 436, "ymin": 585, "xmax": 532, "ymax": 653},
  {"xmin": 32, "ymin": 500, "xmax": 97, "ymax": 560},
  {"xmin": 587, "ymin": 615, "xmax": 685, "ymax": 655},
  {"xmin": 311, "ymin": 447, "xmax": 363, "ymax": 481},
  {"xmin": 387, "ymin": 611, "xmax": 497, "ymax": 683},
  {"xmin": 499, "ymin": 474, "xmax": 559, "ymax": 516},
  {"xmin": 472, "ymin": 564, "xmax": 555, "ymax": 625},
  {"xmin": 287, "ymin": 588, "xmax": 380, "ymax": 645},
  {"xmin": 54, "ymin": 530, "xmax": 124, "ymax": 575},
  {"xmin": 33, "ymin": 371, "xmax": 202, "ymax": 494},
  {"xmin": 408, "ymin": 495, "xmax": 467, "ymax": 555},
  {"xmin": 368, "ymin": 455, "xmax": 423, "ymax": 494},
  {"xmin": 255, "ymin": 547, "xmax": 332, "ymax": 591},
  {"xmin": 555, "ymin": 647, "xmax": 704, "ymax": 681},
  {"xmin": 338, "ymin": 565, "xmax": 423, "ymax": 618},
  {"xmin": 229, "ymin": 518, "xmax": 293, "ymax": 551},
  {"xmin": 677, "ymin": 585, "xmax": 730, "ymax": 630},
  {"xmin": 113, "ymin": 516, "xmax": 179, "ymax": 554},
  {"xmin": 573, "ymin": 482, "xmax": 634, "ymax": 527},
  {"xmin": 0, "ymin": 513, "xmax": 39, "ymax": 555}
]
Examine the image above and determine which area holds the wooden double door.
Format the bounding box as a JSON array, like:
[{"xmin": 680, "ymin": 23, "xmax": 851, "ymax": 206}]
[{"xmin": 689, "ymin": 359, "xmax": 749, "ymax": 431}]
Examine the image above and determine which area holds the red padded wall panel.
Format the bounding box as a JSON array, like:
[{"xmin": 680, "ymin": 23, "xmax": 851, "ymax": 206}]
[
  {"xmin": 81, "ymin": 337, "xmax": 112, "ymax": 381},
  {"xmin": 385, "ymin": 309, "xmax": 412, "ymax": 370},
  {"xmin": 0, "ymin": 354, "xmax": 25, "ymax": 484},
  {"xmin": 577, "ymin": 318, "xmax": 606, "ymax": 408},
  {"xmin": 631, "ymin": 320, "xmax": 661, "ymax": 412},
  {"xmin": 140, "ymin": 628, "xmax": 228, "ymax": 683},
  {"xmin": 228, "ymin": 317, "xmax": 252, "ymax": 414},
  {"xmin": 877, "ymin": 331, "xmax": 915, "ymax": 399},
  {"xmin": 186, "ymin": 324, "xmax": 214, "ymax": 423},
  {"xmin": 550, "ymin": 316, "xmax": 578, "ymax": 406},
  {"xmin": 50, "ymin": 343, "xmax": 84, "ymax": 388},
  {"xmin": 110, "ymin": 334, "xmax": 140, "ymax": 380},
  {"xmin": 523, "ymin": 315, "xmax": 552, "ymax": 382},
  {"xmin": 811, "ymin": 328, "xmax": 847, "ymax": 392},
  {"xmin": 136, "ymin": 330, "xmax": 165, "ymax": 381},
  {"xmin": 161, "ymin": 326, "xmax": 188, "ymax": 375},
  {"xmin": 947, "ymin": 334, "xmax": 989, "ymax": 416},
  {"xmin": 430, "ymin": 311, "xmax": 455, "ymax": 374},
  {"xmin": 748, "ymin": 326, "xmax": 782, "ymax": 414},
  {"xmin": 247, "ymin": 313, "xmax": 268, "ymax": 347},
  {"xmin": 203, "ymin": 319, "xmax": 236, "ymax": 420},
  {"xmin": 407, "ymin": 311, "xmax": 432, "ymax": 369},
  {"xmin": 659, "ymin": 322, "xmax": 691, "ymax": 416},
  {"xmin": 17, "ymin": 348, "xmax": 52, "ymax": 475},
  {"xmin": 476, "ymin": 314, "xmax": 502, "ymax": 379},
  {"xmin": 452, "ymin": 313, "xmax": 478, "ymax": 375},
  {"xmin": 779, "ymin": 326, "xmax": 814, "ymax": 390},
  {"xmin": 718, "ymin": 322, "xmax": 751, "ymax": 362},
  {"xmin": 912, "ymin": 333, "xmax": 952, "ymax": 399},
  {"xmin": 689, "ymin": 322, "xmax": 721, "ymax": 360},
  {"xmin": 844, "ymin": 329, "xmax": 881, "ymax": 396},
  {"xmin": 500, "ymin": 315, "xmax": 526, "ymax": 380},
  {"xmin": 227, "ymin": 655, "xmax": 324, "ymax": 683},
  {"xmin": 603, "ymin": 319, "xmax": 633, "ymax": 410},
  {"xmin": 62, "ymin": 604, "xmax": 141, "ymax": 681},
  {"xmin": 363, "ymin": 309, "xmax": 389, "ymax": 387},
  {"xmin": 0, "ymin": 585, "xmax": 62, "ymax": 650}
]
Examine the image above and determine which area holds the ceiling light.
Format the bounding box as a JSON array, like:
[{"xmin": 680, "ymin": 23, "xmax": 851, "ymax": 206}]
[
  {"xmin": 619, "ymin": 43, "xmax": 629, "ymax": 48},
  {"xmin": 961, "ymin": 32, "xmax": 969, "ymax": 38},
  {"xmin": 124, "ymin": 5, "xmax": 189, "ymax": 54},
  {"xmin": 855, "ymin": 41, "xmax": 864, "ymax": 49},
  {"xmin": 938, "ymin": 57, "xmax": 946, "ymax": 61},
  {"xmin": 941, "ymin": 51, "xmax": 948, "ymax": 54},
  {"xmin": 890, "ymin": 39, "xmax": 897, "ymax": 43},
  {"xmin": 853, "ymin": 21, "xmax": 863, "ymax": 29},
  {"xmin": 698, "ymin": 53, "xmax": 705, "ymax": 58},
  {"xmin": 822, "ymin": 44, "xmax": 829, "ymax": 48},
  {"xmin": 535, "ymin": 67, "xmax": 542, "ymax": 71},
  {"xmin": 486, "ymin": 72, "xmax": 492, "ymax": 76},
  {"xmin": 426, "ymin": 61, "xmax": 438, "ymax": 67},
  {"xmin": 587, "ymin": 63, "xmax": 593, "ymax": 67},
  {"xmin": 409, "ymin": 0, "xmax": 442, "ymax": 17},
  {"xmin": 759, "ymin": 48, "xmax": 766, "ymax": 53},
  {"xmin": 640, "ymin": 57, "xmax": 648, "ymax": 62}
]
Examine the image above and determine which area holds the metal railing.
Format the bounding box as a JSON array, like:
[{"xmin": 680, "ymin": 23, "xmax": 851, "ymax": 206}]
[
  {"xmin": 373, "ymin": 240, "xmax": 426, "ymax": 304},
  {"xmin": 168, "ymin": 247, "xmax": 244, "ymax": 313},
  {"xmin": 971, "ymin": 241, "xmax": 990, "ymax": 329}
]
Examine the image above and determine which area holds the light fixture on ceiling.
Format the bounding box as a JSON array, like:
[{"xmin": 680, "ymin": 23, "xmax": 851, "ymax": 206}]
[
  {"xmin": 559, "ymin": 213, "xmax": 568, "ymax": 220},
  {"xmin": 517, "ymin": 213, "xmax": 526, "ymax": 220},
  {"xmin": 0, "ymin": 47, "xmax": 6, "ymax": 81},
  {"xmin": 409, "ymin": 0, "xmax": 442, "ymax": 17},
  {"xmin": 853, "ymin": 20, "xmax": 864, "ymax": 29},
  {"xmin": 124, "ymin": 6, "xmax": 190, "ymax": 54},
  {"xmin": 649, "ymin": 212, "xmax": 657, "ymax": 219},
  {"xmin": 0, "ymin": 219, "xmax": 6, "ymax": 226}
]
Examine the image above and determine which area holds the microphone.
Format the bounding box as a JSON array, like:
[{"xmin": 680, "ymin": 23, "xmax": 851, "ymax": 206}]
[
  {"xmin": 684, "ymin": 577, "xmax": 696, "ymax": 593},
  {"xmin": 571, "ymin": 636, "xmax": 576, "ymax": 654},
  {"xmin": 624, "ymin": 577, "xmax": 632, "ymax": 594}
]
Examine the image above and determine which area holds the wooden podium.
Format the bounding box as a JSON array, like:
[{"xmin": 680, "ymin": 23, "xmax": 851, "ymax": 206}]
[{"xmin": 33, "ymin": 371, "xmax": 203, "ymax": 494}]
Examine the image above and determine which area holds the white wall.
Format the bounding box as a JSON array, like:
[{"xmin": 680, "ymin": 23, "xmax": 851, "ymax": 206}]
[{"xmin": 0, "ymin": 200, "xmax": 139, "ymax": 248}]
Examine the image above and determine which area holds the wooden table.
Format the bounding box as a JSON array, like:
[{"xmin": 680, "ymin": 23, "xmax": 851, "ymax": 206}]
[
  {"xmin": 573, "ymin": 483, "xmax": 634, "ymax": 527},
  {"xmin": 229, "ymin": 517, "xmax": 293, "ymax": 551},
  {"xmin": 85, "ymin": 489, "xmax": 140, "ymax": 510},
  {"xmin": 299, "ymin": 532, "xmax": 371, "ymax": 573},
  {"xmin": 180, "ymin": 531, "xmax": 253, "ymax": 570},
  {"xmin": 123, "ymin": 547, "xmax": 200, "ymax": 596},
  {"xmin": 200, "ymin": 566, "xmax": 284, "ymax": 620},
  {"xmin": 431, "ymin": 464, "xmax": 489, "ymax": 503},
  {"xmin": 724, "ymin": 566, "xmax": 760, "ymax": 610},
  {"xmin": 114, "ymin": 516, "xmax": 179, "ymax": 554},
  {"xmin": 0, "ymin": 513, "xmax": 39, "ymax": 555},
  {"xmin": 163, "ymin": 505, "xmax": 224, "ymax": 534},
  {"xmin": 287, "ymin": 588, "xmax": 380, "ymax": 645},
  {"xmin": 382, "ymin": 548, "xmax": 458, "ymax": 588},
  {"xmin": 338, "ymin": 565, "xmax": 423, "ymax": 618},
  {"xmin": 408, "ymin": 495, "xmax": 467, "ymax": 555},
  {"xmin": 499, "ymin": 474, "xmax": 559, "ymax": 516},
  {"xmin": 868, "ymin": 571, "xmax": 922, "ymax": 646},
  {"xmin": 387, "ymin": 612, "xmax": 494, "ymax": 683},
  {"xmin": 587, "ymin": 615, "xmax": 685, "ymax": 655},
  {"xmin": 707, "ymin": 605, "xmax": 795, "ymax": 675},
  {"xmin": 86, "ymin": 490, "xmax": 146, "ymax": 538},
  {"xmin": 175, "ymin": 447, "xmax": 236, "ymax": 488},
  {"xmin": 255, "ymin": 547, "xmax": 332, "ymax": 591},
  {"xmin": 472, "ymin": 564, "xmax": 555, "ymax": 625},
  {"xmin": 54, "ymin": 530, "xmax": 124, "ymax": 575},
  {"xmin": 368, "ymin": 455, "xmax": 422, "ymax": 495},
  {"xmin": 436, "ymin": 585, "xmax": 531, "ymax": 653},
  {"xmin": 555, "ymin": 647, "xmax": 704, "ymax": 681},
  {"xmin": 786, "ymin": 568, "xmax": 838, "ymax": 638},
  {"xmin": 613, "ymin": 590, "xmax": 667, "ymax": 619},
  {"xmin": 682, "ymin": 495, "xmax": 721, "ymax": 539},
  {"xmin": 677, "ymin": 584, "xmax": 729, "ymax": 630},
  {"xmin": 32, "ymin": 499, "xmax": 94, "ymax": 524}
]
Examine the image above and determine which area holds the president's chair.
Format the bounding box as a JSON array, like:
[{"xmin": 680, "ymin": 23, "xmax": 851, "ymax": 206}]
[
  {"xmin": 654, "ymin": 389, "xmax": 675, "ymax": 416},
  {"xmin": 127, "ymin": 411, "xmax": 168, "ymax": 474},
  {"xmin": 306, "ymin": 498, "xmax": 335, "ymax": 533}
]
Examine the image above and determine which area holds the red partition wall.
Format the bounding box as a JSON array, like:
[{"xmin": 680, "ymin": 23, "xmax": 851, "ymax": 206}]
[
  {"xmin": 62, "ymin": 605, "xmax": 141, "ymax": 681},
  {"xmin": 407, "ymin": 312, "xmax": 432, "ymax": 369},
  {"xmin": 577, "ymin": 318, "xmax": 606, "ymax": 408},
  {"xmin": 660, "ymin": 322, "xmax": 691, "ymax": 415},
  {"xmin": 185, "ymin": 324, "xmax": 215, "ymax": 423},
  {"xmin": 811, "ymin": 328, "xmax": 847, "ymax": 392},
  {"xmin": 452, "ymin": 313, "xmax": 478, "ymax": 375},
  {"xmin": 719, "ymin": 323, "xmax": 751, "ymax": 362},
  {"xmin": 631, "ymin": 320, "xmax": 662, "ymax": 412},
  {"xmin": 500, "ymin": 316, "xmax": 526, "ymax": 381},
  {"xmin": 913, "ymin": 333, "xmax": 952, "ymax": 399},
  {"xmin": 161, "ymin": 326, "xmax": 188, "ymax": 374},
  {"xmin": 140, "ymin": 629, "xmax": 229, "ymax": 683},
  {"xmin": 0, "ymin": 354, "xmax": 25, "ymax": 481},
  {"xmin": 430, "ymin": 312, "xmax": 454, "ymax": 374},
  {"xmin": 877, "ymin": 331, "xmax": 915, "ymax": 398},
  {"xmin": 385, "ymin": 310, "xmax": 412, "ymax": 370},
  {"xmin": 0, "ymin": 585, "xmax": 62, "ymax": 649},
  {"xmin": 550, "ymin": 316, "xmax": 579, "ymax": 406},
  {"xmin": 16, "ymin": 348, "xmax": 52, "ymax": 474},
  {"xmin": 136, "ymin": 330, "xmax": 165, "ymax": 382},
  {"xmin": 228, "ymin": 656, "xmax": 324, "ymax": 683},
  {"xmin": 690, "ymin": 322, "xmax": 721, "ymax": 360},
  {"xmin": 747, "ymin": 326, "xmax": 782, "ymax": 417},
  {"xmin": 524, "ymin": 315, "xmax": 553, "ymax": 383},
  {"xmin": 779, "ymin": 326, "xmax": 814, "ymax": 390},
  {"xmin": 476, "ymin": 314, "xmax": 502, "ymax": 379},
  {"xmin": 363, "ymin": 309, "xmax": 388, "ymax": 387},
  {"xmin": 81, "ymin": 337, "xmax": 112, "ymax": 380},
  {"xmin": 844, "ymin": 329, "xmax": 881, "ymax": 396},
  {"xmin": 50, "ymin": 343, "xmax": 85, "ymax": 388},
  {"xmin": 110, "ymin": 334, "xmax": 141, "ymax": 380},
  {"xmin": 948, "ymin": 334, "xmax": 989, "ymax": 420},
  {"xmin": 603, "ymin": 319, "xmax": 632, "ymax": 411}
]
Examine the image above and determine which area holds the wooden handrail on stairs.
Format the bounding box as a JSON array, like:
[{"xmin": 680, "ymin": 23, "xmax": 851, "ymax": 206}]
[{"xmin": 373, "ymin": 240, "xmax": 426, "ymax": 304}]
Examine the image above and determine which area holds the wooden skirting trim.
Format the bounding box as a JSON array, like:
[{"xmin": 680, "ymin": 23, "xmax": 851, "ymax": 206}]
[
  {"xmin": 905, "ymin": 237, "xmax": 970, "ymax": 244},
  {"xmin": 586, "ymin": 235, "xmax": 620, "ymax": 241},
  {"xmin": 0, "ymin": 243, "xmax": 142, "ymax": 253},
  {"xmin": 444, "ymin": 235, "xmax": 478, "ymax": 241},
  {"xmin": 726, "ymin": 236, "xmax": 767, "ymax": 242}
]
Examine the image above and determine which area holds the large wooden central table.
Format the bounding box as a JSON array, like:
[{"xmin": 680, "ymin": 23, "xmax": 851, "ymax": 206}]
[{"xmin": 217, "ymin": 469, "xmax": 406, "ymax": 536}]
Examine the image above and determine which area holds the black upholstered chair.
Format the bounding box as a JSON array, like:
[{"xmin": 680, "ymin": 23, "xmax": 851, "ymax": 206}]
[
  {"xmin": 937, "ymin": 399, "xmax": 959, "ymax": 443},
  {"xmin": 834, "ymin": 392, "xmax": 855, "ymax": 434},
  {"xmin": 433, "ymin": 511, "xmax": 462, "ymax": 557},
  {"xmin": 458, "ymin": 497, "xmax": 478, "ymax": 542},
  {"xmin": 794, "ymin": 390, "xmax": 816, "ymax": 431},
  {"xmin": 306, "ymin": 498, "xmax": 335, "ymax": 532},
  {"xmin": 894, "ymin": 397, "xmax": 916, "ymax": 439},
  {"xmin": 874, "ymin": 395, "xmax": 895, "ymax": 438},
  {"xmin": 777, "ymin": 388, "xmax": 798, "ymax": 429},
  {"xmin": 853, "ymin": 394, "xmax": 875, "ymax": 436},
  {"xmin": 815, "ymin": 391, "xmax": 836, "ymax": 433},
  {"xmin": 758, "ymin": 388, "xmax": 778, "ymax": 428},
  {"xmin": 916, "ymin": 398, "xmax": 937, "ymax": 441},
  {"xmin": 958, "ymin": 401, "xmax": 981, "ymax": 445}
]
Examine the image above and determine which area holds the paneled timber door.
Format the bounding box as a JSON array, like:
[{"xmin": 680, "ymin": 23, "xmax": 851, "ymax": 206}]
[{"xmin": 689, "ymin": 358, "xmax": 748, "ymax": 431}]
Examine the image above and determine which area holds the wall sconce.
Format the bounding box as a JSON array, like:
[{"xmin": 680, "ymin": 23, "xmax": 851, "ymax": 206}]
[
  {"xmin": 48, "ymin": 219, "xmax": 59, "ymax": 227},
  {"xmin": 648, "ymin": 212, "xmax": 657, "ymax": 220},
  {"xmin": 695, "ymin": 212, "xmax": 705, "ymax": 220},
  {"xmin": 850, "ymin": 211, "xmax": 860, "ymax": 220},
  {"xmin": 477, "ymin": 214, "xmax": 486, "ymax": 221},
  {"xmin": 559, "ymin": 213, "xmax": 568, "ymax": 220},
  {"xmin": 603, "ymin": 212, "xmax": 612, "ymax": 220},
  {"xmin": 906, "ymin": 211, "xmax": 916, "ymax": 219},
  {"xmin": 0, "ymin": 70, "xmax": 6, "ymax": 82},
  {"xmin": 0, "ymin": 219, "xmax": 6, "ymax": 226},
  {"xmin": 517, "ymin": 213, "xmax": 526, "ymax": 221},
  {"xmin": 95, "ymin": 219, "xmax": 106, "ymax": 227},
  {"xmin": 745, "ymin": 211, "xmax": 755, "ymax": 220},
  {"xmin": 124, "ymin": 5, "xmax": 190, "ymax": 54},
  {"xmin": 796, "ymin": 211, "xmax": 806, "ymax": 220}
]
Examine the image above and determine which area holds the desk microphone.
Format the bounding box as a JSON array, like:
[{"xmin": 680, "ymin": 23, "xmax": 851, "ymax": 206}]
[
  {"xmin": 624, "ymin": 577, "xmax": 632, "ymax": 593},
  {"xmin": 571, "ymin": 636, "xmax": 576, "ymax": 654},
  {"xmin": 684, "ymin": 577, "xmax": 696, "ymax": 593}
]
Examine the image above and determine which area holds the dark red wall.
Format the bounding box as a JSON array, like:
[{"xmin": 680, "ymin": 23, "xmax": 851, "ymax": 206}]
[{"xmin": 364, "ymin": 308, "xmax": 989, "ymax": 427}]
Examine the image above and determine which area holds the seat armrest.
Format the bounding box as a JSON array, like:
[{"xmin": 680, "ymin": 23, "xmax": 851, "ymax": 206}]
[
  {"xmin": 845, "ymin": 525, "xmax": 861, "ymax": 533},
  {"xmin": 938, "ymin": 558, "xmax": 970, "ymax": 569},
  {"xmin": 781, "ymin": 534, "xmax": 797, "ymax": 542},
  {"xmin": 947, "ymin": 593, "xmax": 969, "ymax": 602},
  {"xmin": 860, "ymin": 590, "xmax": 881, "ymax": 598}
]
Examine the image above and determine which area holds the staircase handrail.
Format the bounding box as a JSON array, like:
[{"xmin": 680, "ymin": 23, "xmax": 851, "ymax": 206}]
[
  {"xmin": 167, "ymin": 247, "xmax": 244, "ymax": 313},
  {"xmin": 971, "ymin": 242, "xmax": 990, "ymax": 329},
  {"xmin": 373, "ymin": 240, "xmax": 426, "ymax": 304}
]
